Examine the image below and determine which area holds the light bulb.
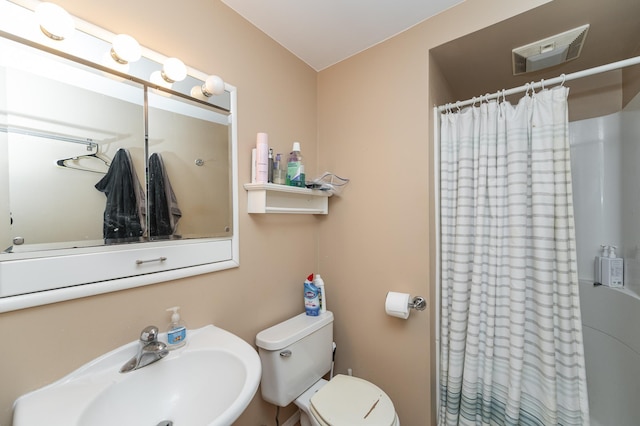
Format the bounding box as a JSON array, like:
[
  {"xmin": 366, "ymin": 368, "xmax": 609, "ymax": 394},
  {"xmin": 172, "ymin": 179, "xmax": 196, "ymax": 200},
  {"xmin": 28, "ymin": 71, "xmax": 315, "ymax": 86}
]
[
  {"xmin": 35, "ymin": 2, "xmax": 75, "ymax": 41},
  {"xmin": 203, "ymin": 75, "xmax": 225, "ymax": 96},
  {"xmin": 150, "ymin": 70, "xmax": 172, "ymax": 89},
  {"xmin": 190, "ymin": 75, "xmax": 225, "ymax": 99},
  {"xmin": 161, "ymin": 57, "xmax": 187, "ymax": 83},
  {"xmin": 111, "ymin": 34, "xmax": 141, "ymax": 64}
]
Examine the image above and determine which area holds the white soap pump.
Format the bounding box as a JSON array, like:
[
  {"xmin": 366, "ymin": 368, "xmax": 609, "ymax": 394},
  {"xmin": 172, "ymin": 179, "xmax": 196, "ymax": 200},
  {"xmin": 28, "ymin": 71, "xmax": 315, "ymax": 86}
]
[
  {"xmin": 166, "ymin": 306, "xmax": 187, "ymax": 349},
  {"xmin": 594, "ymin": 244, "xmax": 608, "ymax": 285},
  {"xmin": 601, "ymin": 245, "xmax": 623, "ymax": 288}
]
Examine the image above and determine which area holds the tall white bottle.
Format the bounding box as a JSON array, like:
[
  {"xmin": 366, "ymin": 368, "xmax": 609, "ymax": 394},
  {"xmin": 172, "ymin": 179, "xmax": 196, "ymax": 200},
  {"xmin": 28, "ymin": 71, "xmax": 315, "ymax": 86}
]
[
  {"xmin": 594, "ymin": 244, "xmax": 607, "ymax": 285},
  {"xmin": 601, "ymin": 245, "xmax": 623, "ymax": 288},
  {"xmin": 256, "ymin": 133, "xmax": 269, "ymax": 183},
  {"xmin": 314, "ymin": 274, "xmax": 326, "ymax": 313}
]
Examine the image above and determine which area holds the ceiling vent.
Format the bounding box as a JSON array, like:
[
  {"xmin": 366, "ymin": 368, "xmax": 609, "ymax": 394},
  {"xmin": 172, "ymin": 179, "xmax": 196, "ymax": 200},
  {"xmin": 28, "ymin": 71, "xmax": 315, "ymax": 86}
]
[{"xmin": 512, "ymin": 24, "xmax": 589, "ymax": 75}]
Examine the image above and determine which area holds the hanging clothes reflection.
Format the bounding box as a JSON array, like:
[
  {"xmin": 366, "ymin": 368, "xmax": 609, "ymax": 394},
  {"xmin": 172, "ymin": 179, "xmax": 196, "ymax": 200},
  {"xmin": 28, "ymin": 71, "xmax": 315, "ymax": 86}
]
[
  {"xmin": 94, "ymin": 148, "xmax": 145, "ymax": 243},
  {"xmin": 148, "ymin": 152, "xmax": 182, "ymax": 239}
]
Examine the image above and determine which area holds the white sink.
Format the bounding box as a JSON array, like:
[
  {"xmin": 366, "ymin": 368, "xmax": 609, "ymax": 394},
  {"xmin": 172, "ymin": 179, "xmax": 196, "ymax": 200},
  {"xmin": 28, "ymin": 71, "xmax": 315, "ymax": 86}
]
[{"xmin": 13, "ymin": 325, "xmax": 261, "ymax": 426}]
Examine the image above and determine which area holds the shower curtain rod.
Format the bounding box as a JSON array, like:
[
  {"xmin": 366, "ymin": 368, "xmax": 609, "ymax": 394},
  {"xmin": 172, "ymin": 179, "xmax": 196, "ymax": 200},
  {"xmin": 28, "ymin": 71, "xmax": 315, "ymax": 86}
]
[{"xmin": 437, "ymin": 55, "xmax": 640, "ymax": 112}]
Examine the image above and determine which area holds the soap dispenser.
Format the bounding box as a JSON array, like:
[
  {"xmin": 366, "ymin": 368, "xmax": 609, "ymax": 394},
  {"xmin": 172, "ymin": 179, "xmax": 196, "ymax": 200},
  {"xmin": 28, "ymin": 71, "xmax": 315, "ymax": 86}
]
[
  {"xmin": 601, "ymin": 245, "xmax": 623, "ymax": 288},
  {"xmin": 166, "ymin": 306, "xmax": 187, "ymax": 349}
]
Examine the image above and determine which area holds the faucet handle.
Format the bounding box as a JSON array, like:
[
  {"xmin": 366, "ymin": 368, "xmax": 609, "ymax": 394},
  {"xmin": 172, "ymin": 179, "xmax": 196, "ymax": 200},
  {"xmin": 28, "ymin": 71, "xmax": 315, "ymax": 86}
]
[{"xmin": 140, "ymin": 325, "xmax": 159, "ymax": 343}]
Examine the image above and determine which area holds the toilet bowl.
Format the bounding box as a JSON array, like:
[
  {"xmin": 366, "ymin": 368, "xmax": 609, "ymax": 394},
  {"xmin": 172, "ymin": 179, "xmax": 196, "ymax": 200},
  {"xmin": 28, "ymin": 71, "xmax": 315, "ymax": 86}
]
[{"xmin": 256, "ymin": 311, "xmax": 400, "ymax": 426}]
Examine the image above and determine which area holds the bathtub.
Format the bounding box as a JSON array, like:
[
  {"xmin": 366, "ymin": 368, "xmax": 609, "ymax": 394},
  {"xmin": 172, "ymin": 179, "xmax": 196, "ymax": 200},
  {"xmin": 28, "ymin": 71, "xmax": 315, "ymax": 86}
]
[{"xmin": 579, "ymin": 280, "xmax": 640, "ymax": 426}]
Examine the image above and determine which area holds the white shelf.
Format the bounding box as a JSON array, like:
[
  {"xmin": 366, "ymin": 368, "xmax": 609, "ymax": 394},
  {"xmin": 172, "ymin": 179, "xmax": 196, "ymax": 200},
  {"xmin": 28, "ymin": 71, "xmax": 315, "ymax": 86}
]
[{"xmin": 244, "ymin": 183, "xmax": 331, "ymax": 214}]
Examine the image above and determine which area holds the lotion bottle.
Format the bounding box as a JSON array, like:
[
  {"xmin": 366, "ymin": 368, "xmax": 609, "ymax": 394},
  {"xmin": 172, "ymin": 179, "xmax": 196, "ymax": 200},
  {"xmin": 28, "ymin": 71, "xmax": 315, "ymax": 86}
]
[{"xmin": 166, "ymin": 306, "xmax": 187, "ymax": 349}]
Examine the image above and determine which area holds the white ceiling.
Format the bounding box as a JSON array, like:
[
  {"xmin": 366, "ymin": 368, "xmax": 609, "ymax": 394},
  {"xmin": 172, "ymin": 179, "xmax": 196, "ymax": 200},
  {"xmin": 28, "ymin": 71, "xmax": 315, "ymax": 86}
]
[{"xmin": 220, "ymin": 0, "xmax": 464, "ymax": 71}]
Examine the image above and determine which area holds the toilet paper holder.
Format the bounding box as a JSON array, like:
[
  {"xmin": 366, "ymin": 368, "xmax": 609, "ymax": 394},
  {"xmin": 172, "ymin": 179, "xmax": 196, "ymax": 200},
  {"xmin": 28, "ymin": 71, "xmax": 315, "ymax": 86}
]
[{"xmin": 408, "ymin": 296, "xmax": 427, "ymax": 311}]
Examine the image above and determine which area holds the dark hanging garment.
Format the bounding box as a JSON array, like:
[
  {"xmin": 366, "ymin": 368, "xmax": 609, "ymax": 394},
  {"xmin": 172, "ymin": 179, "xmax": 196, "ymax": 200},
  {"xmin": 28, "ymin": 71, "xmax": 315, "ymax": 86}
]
[
  {"xmin": 148, "ymin": 153, "xmax": 181, "ymax": 238},
  {"xmin": 95, "ymin": 148, "xmax": 144, "ymax": 243}
]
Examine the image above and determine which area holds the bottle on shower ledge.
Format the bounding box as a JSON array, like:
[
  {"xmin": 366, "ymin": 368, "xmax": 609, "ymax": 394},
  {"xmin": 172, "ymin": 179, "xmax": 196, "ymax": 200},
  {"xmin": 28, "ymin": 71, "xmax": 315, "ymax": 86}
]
[{"xmin": 601, "ymin": 245, "xmax": 623, "ymax": 288}]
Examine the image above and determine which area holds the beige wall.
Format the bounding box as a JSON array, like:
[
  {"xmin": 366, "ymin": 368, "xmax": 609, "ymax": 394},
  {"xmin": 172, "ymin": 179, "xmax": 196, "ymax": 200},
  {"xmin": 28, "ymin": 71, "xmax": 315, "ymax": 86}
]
[
  {"xmin": 0, "ymin": 1, "xmax": 551, "ymax": 425},
  {"xmin": 317, "ymin": 1, "xmax": 549, "ymax": 425}
]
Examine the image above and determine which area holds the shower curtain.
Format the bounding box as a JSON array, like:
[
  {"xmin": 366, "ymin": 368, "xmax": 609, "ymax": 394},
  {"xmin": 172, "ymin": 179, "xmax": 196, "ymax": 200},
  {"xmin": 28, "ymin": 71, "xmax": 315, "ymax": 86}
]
[{"xmin": 438, "ymin": 87, "xmax": 590, "ymax": 425}]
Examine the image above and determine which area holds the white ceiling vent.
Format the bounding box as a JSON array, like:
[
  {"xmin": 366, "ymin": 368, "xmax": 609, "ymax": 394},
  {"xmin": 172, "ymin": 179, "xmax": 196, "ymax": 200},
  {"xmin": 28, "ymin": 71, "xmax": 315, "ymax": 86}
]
[{"xmin": 512, "ymin": 24, "xmax": 589, "ymax": 75}]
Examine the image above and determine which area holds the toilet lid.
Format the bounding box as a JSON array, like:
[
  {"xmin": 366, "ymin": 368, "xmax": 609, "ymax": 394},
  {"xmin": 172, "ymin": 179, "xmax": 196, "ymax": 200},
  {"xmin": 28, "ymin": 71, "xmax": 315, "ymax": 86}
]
[{"xmin": 310, "ymin": 374, "xmax": 396, "ymax": 426}]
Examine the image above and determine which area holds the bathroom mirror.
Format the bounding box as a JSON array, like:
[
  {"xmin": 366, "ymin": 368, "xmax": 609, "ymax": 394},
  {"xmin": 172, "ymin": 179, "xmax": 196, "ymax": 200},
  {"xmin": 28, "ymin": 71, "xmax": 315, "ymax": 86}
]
[{"xmin": 0, "ymin": 0, "xmax": 238, "ymax": 310}]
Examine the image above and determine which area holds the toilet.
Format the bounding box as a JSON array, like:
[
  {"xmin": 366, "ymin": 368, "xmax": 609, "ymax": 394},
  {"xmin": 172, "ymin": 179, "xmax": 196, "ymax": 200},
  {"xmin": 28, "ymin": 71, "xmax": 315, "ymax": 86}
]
[{"xmin": 256, "ymin": 311, "xmax": 399, "ymax": 426}]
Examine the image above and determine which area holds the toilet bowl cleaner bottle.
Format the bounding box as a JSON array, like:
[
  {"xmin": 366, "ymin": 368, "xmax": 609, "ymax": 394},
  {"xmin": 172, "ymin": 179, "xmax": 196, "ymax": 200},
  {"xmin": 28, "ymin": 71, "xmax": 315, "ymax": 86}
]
[
  {"xmin": 287, "ymin": 142, "xmax": 305, "ymax": 187},
  {"xmin": 304, "ymin": 274, "xmax": 320, "ymax": 316}
]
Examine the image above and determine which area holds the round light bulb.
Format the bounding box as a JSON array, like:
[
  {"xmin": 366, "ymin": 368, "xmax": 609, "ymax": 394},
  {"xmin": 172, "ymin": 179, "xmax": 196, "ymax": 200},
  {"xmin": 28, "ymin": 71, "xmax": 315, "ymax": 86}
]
[
  {"xmin": 202, "ymin": 75, "xmax": 225, "ymax": 96},
  {"xmin": 161, "ymin": 57, "xmax": 187, "ymax": 83},
  {"xmin": 150, "ymin": 70, "xmax": 172, "ymax": 89},
  {"xmin": 111, "ymin": 34, "xmax": 141, "ymax": 64},
  {"xmin": 35, "ymin": 2, "xmax": 75, "ymax": 41}
]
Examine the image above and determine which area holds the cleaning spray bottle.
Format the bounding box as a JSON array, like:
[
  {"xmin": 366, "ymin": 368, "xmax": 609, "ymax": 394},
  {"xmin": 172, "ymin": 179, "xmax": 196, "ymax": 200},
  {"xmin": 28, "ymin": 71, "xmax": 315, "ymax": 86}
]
[
  {"xmin": 304, "ymin": 274, "xmax": 320, "ymax": 316},
  {"xmin": 166, "ymin": 306, "xmax": 187, "ymax": 349}
]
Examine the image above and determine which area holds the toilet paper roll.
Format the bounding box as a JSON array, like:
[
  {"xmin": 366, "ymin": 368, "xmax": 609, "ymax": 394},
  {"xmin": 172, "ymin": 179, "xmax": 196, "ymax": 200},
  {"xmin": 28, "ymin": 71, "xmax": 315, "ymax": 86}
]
[{"xmin": 385, "ymin": 291, "xmax": 411, "ymax": 319}]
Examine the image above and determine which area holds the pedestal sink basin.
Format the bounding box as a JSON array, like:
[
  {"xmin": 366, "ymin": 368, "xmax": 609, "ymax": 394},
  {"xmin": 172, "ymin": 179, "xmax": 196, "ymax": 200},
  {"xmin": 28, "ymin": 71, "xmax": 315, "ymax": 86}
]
[{"xmin": 13, "ymin": 325, "xmax": 261, "ymax": 426}]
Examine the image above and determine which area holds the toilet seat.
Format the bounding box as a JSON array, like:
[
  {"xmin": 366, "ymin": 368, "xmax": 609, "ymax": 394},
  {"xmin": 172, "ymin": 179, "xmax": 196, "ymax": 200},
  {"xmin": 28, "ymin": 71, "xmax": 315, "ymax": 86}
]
[{"xmin": 309, "ymin": 375, "xmax": 397, "ymax": 426}]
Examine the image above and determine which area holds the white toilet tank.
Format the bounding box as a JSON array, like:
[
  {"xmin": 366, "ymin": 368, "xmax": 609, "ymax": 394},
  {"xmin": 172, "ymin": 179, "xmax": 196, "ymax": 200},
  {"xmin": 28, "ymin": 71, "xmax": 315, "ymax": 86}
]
[{"xmin": 256, "ymin": 311, "xmax": 334, "ymax": 407}]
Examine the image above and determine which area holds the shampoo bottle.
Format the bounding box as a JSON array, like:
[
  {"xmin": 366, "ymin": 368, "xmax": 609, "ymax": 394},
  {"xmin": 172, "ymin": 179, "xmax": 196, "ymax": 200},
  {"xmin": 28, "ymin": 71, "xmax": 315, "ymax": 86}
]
[
  {"xmin": 287, "ymin": 142, "xmax": 305, "ymax": 187},
  {"xmin": 166, "ymin": 306, "xmax": 187, "ymax": 349},
  {"xmin": 601, "ymin": 245, "xmax": 623, "ymax": 288},
  {"xmin": 314, "ymin": 274, "xmax": 327, "ymax": 313},
  {"xmin": 594, "ymin": 244, "xmax": 607, "ymax": 285}
]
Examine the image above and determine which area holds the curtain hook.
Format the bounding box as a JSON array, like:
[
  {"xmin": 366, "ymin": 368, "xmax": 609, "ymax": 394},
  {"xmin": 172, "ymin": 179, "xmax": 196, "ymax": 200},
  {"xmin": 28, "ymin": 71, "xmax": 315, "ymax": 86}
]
[
  {"xmin": 456, "ymin": 101, "xmax": 461, "ymax": 112},
  {"xmin": 530, "ymin": 81, "xmax": 537, "ymax": 96},
  {"xmin": 541, "ymin": 78, "xmax": 545, "ymax": 90},
  {"xmin": 501, "ymin": 89, "xmax": 506, "ymax": 103},
  {"xmin": 471, "ymin": 96, "xmax": 477, "ymax": 107},
  {"xmin": 560, "ymin": 73, "xmax": 566, "ymax": 87},
  {"xmin": 525, "ymin": 83, "xmax": 530, "ymax": 97}
]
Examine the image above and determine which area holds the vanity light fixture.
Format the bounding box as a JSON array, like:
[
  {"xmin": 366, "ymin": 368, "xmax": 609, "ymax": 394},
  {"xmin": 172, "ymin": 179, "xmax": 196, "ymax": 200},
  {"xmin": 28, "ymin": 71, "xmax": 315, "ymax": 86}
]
[
  {"xmin": 150, "ymin": 57, "xmax": 187, "ymax": 89},
  {"xmin": 191, "ymin": 75, "xmax": 225, "ymax": 98},
  {"xmin": 161, "ymin": 57, "xmax": 187, "ymax": 83},
  {"xmin": 110, "ymin": 34, "xmax": 141, "ymax": 64},
  {"xmin": 35, "ymin": 2, "xmax": 74, "ymax": 41}
]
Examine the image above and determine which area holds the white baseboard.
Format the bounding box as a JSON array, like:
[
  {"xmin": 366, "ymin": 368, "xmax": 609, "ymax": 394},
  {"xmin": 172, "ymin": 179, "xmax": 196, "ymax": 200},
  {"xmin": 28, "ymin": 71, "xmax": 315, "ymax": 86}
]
[{"xmin": 282, "ymin": 409, "xmax": 301, "ymax": 426}]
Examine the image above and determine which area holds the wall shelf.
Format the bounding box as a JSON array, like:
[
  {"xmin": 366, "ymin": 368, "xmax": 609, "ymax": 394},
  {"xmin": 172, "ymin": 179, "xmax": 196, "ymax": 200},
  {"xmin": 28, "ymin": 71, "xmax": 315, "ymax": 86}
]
[{"xmin": 243, "ymin": 183, "xmax": 331, "ymax": 214}]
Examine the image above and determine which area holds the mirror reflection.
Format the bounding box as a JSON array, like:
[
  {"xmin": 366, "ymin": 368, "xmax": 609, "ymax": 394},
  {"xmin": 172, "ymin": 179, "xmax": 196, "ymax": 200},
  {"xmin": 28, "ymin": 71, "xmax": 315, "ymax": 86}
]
[{"xmin": 0, "ymin": 32, "xmax": 232, "ymax": 255}]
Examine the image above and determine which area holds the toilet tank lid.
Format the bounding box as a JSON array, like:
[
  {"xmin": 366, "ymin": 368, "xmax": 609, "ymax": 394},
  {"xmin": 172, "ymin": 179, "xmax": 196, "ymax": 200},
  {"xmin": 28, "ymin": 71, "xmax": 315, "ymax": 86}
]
[{"xmin": 256, "ymin": 311, "xmax": 334, "ymax": 351}]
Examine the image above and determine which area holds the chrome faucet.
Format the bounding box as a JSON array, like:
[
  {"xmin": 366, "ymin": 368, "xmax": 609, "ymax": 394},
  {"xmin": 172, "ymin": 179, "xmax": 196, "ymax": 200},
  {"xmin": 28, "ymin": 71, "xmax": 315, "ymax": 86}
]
[{"xmin": 120, "ymin": 325, "xmax": 169, "ymax": 373}]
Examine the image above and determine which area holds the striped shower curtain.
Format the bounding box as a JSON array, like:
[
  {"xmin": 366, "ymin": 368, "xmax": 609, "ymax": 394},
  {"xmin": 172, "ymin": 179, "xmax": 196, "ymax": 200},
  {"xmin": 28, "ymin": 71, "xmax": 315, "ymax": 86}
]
[{"xmin": 438, "ymin": 87, "xmax": 590, "ymax": 425}]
